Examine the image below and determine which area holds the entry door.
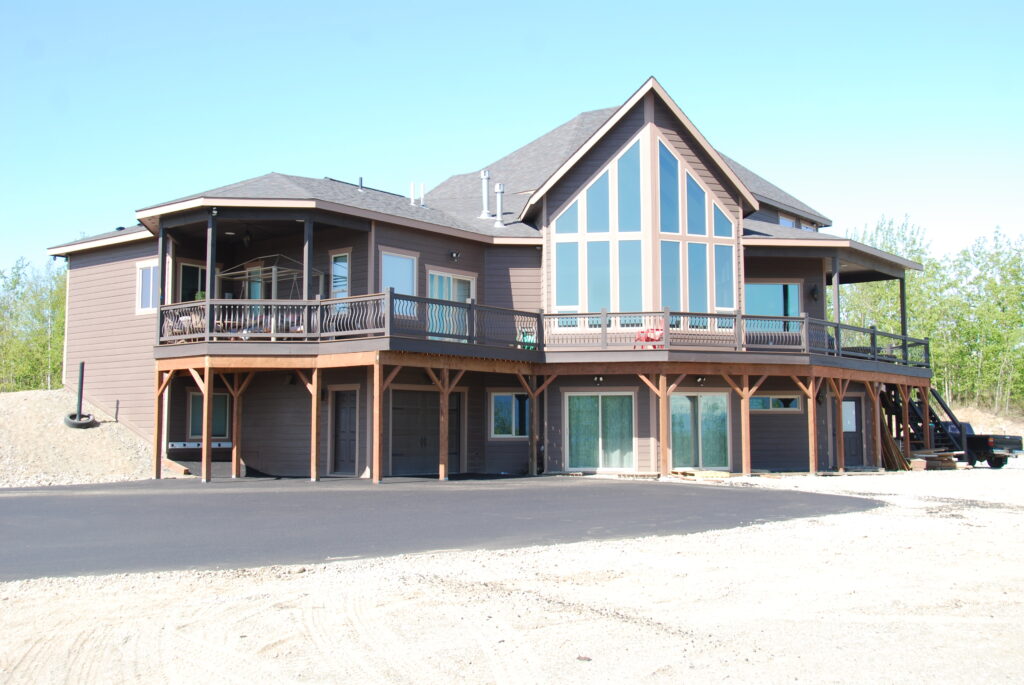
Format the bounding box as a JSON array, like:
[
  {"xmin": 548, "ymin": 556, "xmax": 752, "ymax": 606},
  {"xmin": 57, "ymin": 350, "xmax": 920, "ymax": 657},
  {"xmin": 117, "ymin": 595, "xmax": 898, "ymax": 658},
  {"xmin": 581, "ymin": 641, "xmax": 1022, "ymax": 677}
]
[
  {"xmin": 333, "ymin": 390, "xmax": 358, "ymax": 475},
  {"xmin": 670, "ymin": 394, "xmax": 729, "ymax": 469},
  {"xmin": 842, "ymin": 398, "xmax": 865, "ymax": 466},
  {"xmin": 390, "ymin": 390, "xmax": 462, "ymax": 476}
]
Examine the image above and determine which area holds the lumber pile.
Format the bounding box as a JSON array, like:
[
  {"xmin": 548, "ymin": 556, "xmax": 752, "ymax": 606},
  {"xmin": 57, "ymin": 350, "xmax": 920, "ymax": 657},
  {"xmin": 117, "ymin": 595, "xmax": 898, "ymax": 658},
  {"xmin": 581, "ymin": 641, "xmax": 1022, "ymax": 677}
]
[
  {"xmin": 880, "ymin": 424, "xmax": 910, "ymax": 470},
  {"xmin": 910, "ymin": 451, "xmax": 960, "ymax": 471}
]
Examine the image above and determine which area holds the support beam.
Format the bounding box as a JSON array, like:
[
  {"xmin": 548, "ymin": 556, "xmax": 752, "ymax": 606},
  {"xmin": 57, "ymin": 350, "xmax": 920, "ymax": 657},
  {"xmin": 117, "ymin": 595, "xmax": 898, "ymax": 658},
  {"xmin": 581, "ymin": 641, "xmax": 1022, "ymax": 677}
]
[
  {"xmin": 722, "ymin": 374, "xmax": 767, "ymax": 475},
  {"xmin": 921, "ymin": 385, "xmax": 932, "ymax": 450},
  {"xmin": 153, "ymin": 369, "xmax": 166, "ymax": 479},
  {"xmin": 832, "ymin": 255, "xmax": 841, "ymax": 324},
  {"xmin": 310, "ymin": 367, "xmax": 321, "ymax": 481},
  {"xmin": 791, "ymin": 375, "xmax": 821, "ymax": 474},
  {"xmin": 658, "ymin": 374, "xmax": 669, "ymax": 476},
  {"xmin": 372, "ymin": 360, "xmax": 383, "ymax": 484},
  {"xmin": 303, "ymin": 218, "xmax": 313, "ymax": 299},
  {"xmin": 439, "ymin": 369, "xmax": 450, "ymax": 481},
  {"xmin": 515, "ymin": 373, "xmax": 557, "ymax": 476},
  {"xmin": 826, "ymin": 376, "xmax": 851, "ymax": 472},
  {"xmin": 156, "ymin": 223, "xmax": 166, "ymax": 342},
  {"xmin": 897, "ymin": 384, "xmax": 911, "ymax": 459},
  {"xmin": 868, "ymin": 382, "xmax": 883, "ymax": 468},
  {"xmin": 200, "ymin": 365, "xmax": 213, "ymax": 483},
  {"xmin": 205, "ymin": 211, "xmax": 217, "ymax": 340}
]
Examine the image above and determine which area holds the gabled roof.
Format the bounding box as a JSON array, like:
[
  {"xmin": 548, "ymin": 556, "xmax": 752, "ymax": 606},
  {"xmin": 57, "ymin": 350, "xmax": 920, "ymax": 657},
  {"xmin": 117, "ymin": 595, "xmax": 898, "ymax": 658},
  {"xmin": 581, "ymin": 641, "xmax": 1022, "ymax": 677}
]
[
  {"xmin": 518, "ymin": 77, "xmax": 759, "ymax": 222},
  {"xmin": 137, "ymin": 173, "xmax": 540, "ymax": 240},
  {"xmin": 427, "ymin": 79, "xmax": 828, "ymax": 231},
  {"xmin": 723, "ymin": 156, "xmax": 831, "ymax": 226}
]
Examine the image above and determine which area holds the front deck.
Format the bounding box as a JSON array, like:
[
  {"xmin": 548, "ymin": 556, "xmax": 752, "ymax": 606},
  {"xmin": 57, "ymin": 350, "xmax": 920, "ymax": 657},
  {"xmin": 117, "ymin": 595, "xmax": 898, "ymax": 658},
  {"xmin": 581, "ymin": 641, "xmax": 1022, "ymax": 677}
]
[{"xmin": 156, "ymin": 291, "xmax": 931, "ymax": 370}]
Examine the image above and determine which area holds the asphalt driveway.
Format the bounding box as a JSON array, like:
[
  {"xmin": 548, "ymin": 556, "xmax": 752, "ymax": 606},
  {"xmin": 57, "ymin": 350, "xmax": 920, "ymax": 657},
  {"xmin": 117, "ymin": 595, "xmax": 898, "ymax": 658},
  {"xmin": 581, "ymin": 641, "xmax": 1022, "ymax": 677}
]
[{"xmin": 0, "ymin": 476, "xmax": 878, "ymax": 581}]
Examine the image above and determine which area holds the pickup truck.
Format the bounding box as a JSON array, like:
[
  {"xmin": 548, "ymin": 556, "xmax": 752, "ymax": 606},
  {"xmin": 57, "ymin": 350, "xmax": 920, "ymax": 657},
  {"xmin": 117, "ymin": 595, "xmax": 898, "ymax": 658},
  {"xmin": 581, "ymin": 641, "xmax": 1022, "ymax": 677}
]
[{"xmin": 947, "ymin": 423, "xmax": 1023, "ymax": 469}]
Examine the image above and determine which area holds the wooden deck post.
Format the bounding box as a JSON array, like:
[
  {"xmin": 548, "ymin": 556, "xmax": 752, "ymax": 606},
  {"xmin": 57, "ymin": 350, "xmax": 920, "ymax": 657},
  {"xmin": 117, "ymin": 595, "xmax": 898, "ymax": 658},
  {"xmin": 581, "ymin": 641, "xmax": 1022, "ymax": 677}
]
[
  {"xmin": 790, "ymin": 376, "xmax": 821, "ymax": 474},
  {"xmin": 827, "ymin": 377, "xmax": 851, "ymax": 472},
  {"xmin": 153, "ymin": 369, "xmax": 168, "ymax": 479},
  {"xmin": 220, "ymin": 372, "xmax": 255, "ymax": 479},
  {"xmin": 921, "ymin": 385, "xmax": 932, "ymax": 450},
  {"xmin": 722, "ymin": 374, "xmax": 767, "ymax": 476},
  {"xmin": 516, "ymin": 373, "xmax": 558, "ymax": 476},
  {"xmin": 898, "ymin": 384, "xmax": 912, "ymax": 459},
  {"xmin": 426, "ymin": 367, "xmax": 465, "ymax": 481},
  {"xmin": 187, "ymin": 366, "xmax": 213, "ymax": 483},
  {"xmin": 310, "ymin": 368, "xmax": 321, "ymax": 481},
  {"xmin": 637, "ymin": 373, "xmax": 686, "ymax": 476},
  {"xmin": 295, "ymin": 368, "xmax": 322, "ymax": 482},
  {"xmin": 372, "ymin": 360, "xmax": 383, "ymax": 484},
  {"xmin": 868, "ymin": 382, "xmax": 883, "ymax": 468}
]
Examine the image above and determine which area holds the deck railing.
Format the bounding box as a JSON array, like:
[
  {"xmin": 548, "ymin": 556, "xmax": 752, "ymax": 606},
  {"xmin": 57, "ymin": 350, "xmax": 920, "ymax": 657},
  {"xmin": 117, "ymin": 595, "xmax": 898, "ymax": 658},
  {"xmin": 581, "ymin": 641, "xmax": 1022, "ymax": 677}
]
[{"xmin": 158, "ymin": 298, "xmax": 928, "ymax": 368}]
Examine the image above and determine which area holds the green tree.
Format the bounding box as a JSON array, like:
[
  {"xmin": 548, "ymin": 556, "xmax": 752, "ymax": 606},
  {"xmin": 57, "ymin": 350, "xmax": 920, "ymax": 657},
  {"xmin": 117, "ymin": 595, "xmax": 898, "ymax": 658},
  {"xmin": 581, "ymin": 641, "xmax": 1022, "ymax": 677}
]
[{"xmin": 0, "ymin": 259, "xmax": 66, "ymax": 392}]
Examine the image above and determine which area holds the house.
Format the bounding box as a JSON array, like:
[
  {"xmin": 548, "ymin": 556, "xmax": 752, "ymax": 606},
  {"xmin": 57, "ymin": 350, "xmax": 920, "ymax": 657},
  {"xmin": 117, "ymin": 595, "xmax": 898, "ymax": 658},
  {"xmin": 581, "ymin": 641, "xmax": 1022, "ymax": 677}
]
[{"xmin": 47, "ymin": 77, "xmax": 935, "ymax": 483}]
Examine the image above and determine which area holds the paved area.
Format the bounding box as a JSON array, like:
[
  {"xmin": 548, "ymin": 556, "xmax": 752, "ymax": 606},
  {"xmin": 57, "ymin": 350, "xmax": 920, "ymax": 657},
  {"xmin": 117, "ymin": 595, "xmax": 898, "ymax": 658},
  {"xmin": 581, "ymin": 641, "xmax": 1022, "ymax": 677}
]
[{"xmin": 0, "ymin": 476, "xmax": 878, "ymax": 580}]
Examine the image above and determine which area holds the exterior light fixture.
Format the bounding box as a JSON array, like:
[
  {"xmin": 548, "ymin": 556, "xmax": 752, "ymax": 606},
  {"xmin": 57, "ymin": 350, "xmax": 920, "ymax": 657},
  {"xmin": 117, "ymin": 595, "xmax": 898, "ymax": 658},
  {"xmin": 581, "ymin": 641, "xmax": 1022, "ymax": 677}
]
[
  {"xmin": 696, "ymin": 376, "xmax": 707, "ymax": 387},
  {"xmin": 593, "ymin": 375, "xmax": 604, "ymax": 386},
  {"xmin": 448, "ymin": 250, "xmax": 461, "ymax": 263},
  {"xmin": 809, "ymin": 284, "xmax": 820, "ymax": 302}
]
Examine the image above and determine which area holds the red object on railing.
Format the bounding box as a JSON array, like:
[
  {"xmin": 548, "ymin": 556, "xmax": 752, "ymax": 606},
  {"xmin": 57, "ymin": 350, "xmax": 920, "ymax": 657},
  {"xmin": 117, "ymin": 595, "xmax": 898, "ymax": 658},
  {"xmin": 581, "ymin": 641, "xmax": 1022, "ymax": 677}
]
[{"xmin": 634, "ymin": 328, "xmax": 664, "ymax": 350}]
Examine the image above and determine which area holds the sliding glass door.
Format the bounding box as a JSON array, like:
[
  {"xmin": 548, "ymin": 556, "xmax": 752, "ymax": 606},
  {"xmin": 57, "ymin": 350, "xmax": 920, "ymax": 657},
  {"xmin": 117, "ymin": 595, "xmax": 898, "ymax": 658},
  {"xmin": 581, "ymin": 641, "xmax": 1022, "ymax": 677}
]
[
  {"xmin": 567, "ymin": 393, "xmax": 634, "ymax": 470},
  {"xmin": 671, "ymin": 393, "xmax": 729, "ymax": 469}
]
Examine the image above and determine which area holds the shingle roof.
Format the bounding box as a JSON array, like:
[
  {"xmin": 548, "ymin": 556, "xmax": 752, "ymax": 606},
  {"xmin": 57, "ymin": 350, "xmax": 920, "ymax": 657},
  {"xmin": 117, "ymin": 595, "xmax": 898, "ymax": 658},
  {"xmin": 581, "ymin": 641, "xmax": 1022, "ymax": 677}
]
[
  {"xmin": 426, "ymin": 108, "xmax": 619, "ymax": 228},
  {"xmin": 742, "ymin": 219, "xmax": 839, "ymax": 241},
  {"xmin": 140, "ymin": 173, "xmax": 540, "ymax": 239},
  {"xmin": 721, "ymin": 155, "xmax": 830, "ymax": 226},
  {"xmin": 48, "ymin": 224, "xmax": 150, "ymax": 251},
  {"xmin": 425, "ymin": 108, "xmax": 830, "ymax": 230}
]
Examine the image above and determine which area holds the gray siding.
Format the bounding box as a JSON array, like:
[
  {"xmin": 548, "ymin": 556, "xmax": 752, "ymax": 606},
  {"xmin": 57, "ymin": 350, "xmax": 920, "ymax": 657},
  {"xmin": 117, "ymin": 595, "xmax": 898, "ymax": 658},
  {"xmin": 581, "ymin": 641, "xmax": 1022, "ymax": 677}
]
[
  {"xmin": 747, "ymin": 208, "xmax": 780, "ymax": 224},
  {"xmin": 374, "ymin": 222, "xmax": 487, "ymax": 302},
  {"xmin": 483, "ymin": 246, "xmax": 541, "ymax": 311},
  {"xmin": 65, "ymin": 239, "xmax": 158, "ymax": 440},
  {"xmin": 744, "ymin": 256, "xmax": 826, "ymax": 319}
]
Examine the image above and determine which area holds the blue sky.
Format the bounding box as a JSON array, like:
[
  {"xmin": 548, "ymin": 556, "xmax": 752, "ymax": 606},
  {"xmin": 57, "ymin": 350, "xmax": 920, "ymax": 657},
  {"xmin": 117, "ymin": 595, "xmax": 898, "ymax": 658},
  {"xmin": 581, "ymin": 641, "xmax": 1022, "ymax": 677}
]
[{"xmin": 2, "ymin": 0, "xmax": 1021, "ymax": 268}]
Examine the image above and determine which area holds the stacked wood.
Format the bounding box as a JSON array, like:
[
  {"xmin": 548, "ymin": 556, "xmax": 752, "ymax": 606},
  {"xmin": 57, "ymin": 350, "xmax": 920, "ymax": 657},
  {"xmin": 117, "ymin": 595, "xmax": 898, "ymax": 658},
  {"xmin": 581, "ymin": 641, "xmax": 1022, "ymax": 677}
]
[{"xmin": 880, "ymin": 423, "xmax": 911, "ymax": 471}]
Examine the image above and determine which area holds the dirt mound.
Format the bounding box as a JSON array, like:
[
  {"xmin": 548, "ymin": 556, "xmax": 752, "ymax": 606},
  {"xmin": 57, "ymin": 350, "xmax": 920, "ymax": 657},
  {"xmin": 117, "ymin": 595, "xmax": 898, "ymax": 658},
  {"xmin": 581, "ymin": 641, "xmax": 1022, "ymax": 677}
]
[
  {"xmin": 953, "ymin": 405, "xmax": 1024, "ymax": 437},
  {"xmin": 0, "ymin": 389, "xmax": 153, "ymax": 487}
]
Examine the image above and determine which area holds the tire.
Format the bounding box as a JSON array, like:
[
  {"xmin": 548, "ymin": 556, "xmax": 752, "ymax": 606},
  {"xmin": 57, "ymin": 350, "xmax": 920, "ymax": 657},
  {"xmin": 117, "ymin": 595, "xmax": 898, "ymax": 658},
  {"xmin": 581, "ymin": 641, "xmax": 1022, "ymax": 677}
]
[
  {"xmin": 987, "ymin": 457, "xmax": 1007, "ymax": 469},
  {"xmin": 64, "ymin": 413, "xmax": 96, "ymax": 429},
  {"xmin": 967, "ymin": 456, "xmax": 977, "ymax": 466}
]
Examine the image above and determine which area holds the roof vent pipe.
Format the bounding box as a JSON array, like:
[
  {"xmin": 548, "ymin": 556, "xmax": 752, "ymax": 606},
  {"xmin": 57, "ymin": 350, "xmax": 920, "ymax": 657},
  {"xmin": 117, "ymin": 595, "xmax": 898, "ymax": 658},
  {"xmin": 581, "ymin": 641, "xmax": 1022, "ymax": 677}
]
[
  {"xmin": 479, "ymin": 169, "xmax": 491, "ymax": 218},
  {"xmin": 358, "ymin": 177, "xmax": 364, "ymax": 192},
  {"xmin": 419, "ymin": 183, "xmax": 426, "ymax": 208},
  {"xmin": 493, "ymin": 183, "xmax": 505, "ymax": 228},
  {"xmin": 410, "ymin": 182, "xmax": 415, "ymax": 206}
]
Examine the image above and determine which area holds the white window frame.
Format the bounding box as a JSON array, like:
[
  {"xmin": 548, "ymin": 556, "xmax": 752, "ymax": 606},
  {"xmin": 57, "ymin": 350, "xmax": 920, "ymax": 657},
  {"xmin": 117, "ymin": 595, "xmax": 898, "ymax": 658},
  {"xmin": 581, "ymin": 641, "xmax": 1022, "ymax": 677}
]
[
  {"xmin": 563, "ymin": 389, "xmax": 638, "ymax": 472},
  {"xmin": 135, "ymin": 259, "xmax": 159, "ymax": 315},
  {"xmin": 176, "ymin": 259, "xmax": 208, "ymax": 303},
  {"xmin": 379, "ymin": 248, "xmax": 418, "ymax": 296},
  {"xmin": 329, "ymin": 248, "xmax": 353, "ymax": 300},
  {"xmin": 750, "ymin": 394, "xmax": 803, "ymax": 413},
  {"xmin": 488, "ymin": 390, "xmax": 530, "ymax": 440},
  {"xmin": 778, "ymin": 213, "xmax": 796, "ymax": 228},
  {"xmin": 426, "ymin": 268, "xmax": 477, "ymax": 302},
  {"xmin": 186, "ymin": 391, "xmax": 231, "ymax": 440},
  {"xmin": 669, "ymin": 390, "xmax": 733, "ymax": 471}
]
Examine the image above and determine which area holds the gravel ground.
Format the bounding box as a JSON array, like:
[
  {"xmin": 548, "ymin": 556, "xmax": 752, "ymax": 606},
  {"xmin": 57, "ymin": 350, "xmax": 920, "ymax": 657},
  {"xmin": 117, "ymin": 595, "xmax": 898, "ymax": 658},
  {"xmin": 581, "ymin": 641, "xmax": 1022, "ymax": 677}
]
[
  {"xmin": 0, "ymin": 390, "xmax": 153, "ymax": 487},
  {"xmin": 2, "ymin": 468, "xmax": 1022, "ymax": 683}
]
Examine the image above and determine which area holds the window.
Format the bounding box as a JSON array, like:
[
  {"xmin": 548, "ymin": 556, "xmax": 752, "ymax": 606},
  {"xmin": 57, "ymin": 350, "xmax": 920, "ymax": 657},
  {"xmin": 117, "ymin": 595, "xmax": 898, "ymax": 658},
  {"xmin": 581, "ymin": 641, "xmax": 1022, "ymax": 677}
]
[
  {"xmin": 658, "ymin": 142, "xmax": 679, "ymax": 234},
  {"xmin": 660, "ymin": 241, "xmax": 680, "ymax": 311},
  {"xmin": 750, "ymin": 395, "xmax": 801, "ymax": 412},
  {"xmin": 381, "ymin": 252, "xmax": 416, "ymax": 295},
  {"xmin": 188, "ymin": 392, "xmax": 230, "ymax": 439},
  {"xmin": 686, "ymin": 173, "xmax": 706, "ymax": 236},
  {"xmin": 745, "ymin": 283, "xmax": 802, "ymax": 317},
  {"xmin": 618, "ymin": 241, "xmax": 643, "ymax": 312},
  {"xmin": 179, "ymin": 263, "xmax": 206, "ymax": 302},
  {"xmin": 586, "ymin": 172, "xmax": 609, "ymax": 233},
  {"xmin": 136, "ymin": 260, "xmax": 159, "ymax": 314},
  {"xmin": 490, "ymin": 392, "xmax": 529, "ymax": 438},
  {"xmin": 801, "ymin": 222, "xmax": 816, "ymax": 231},
  {"xmin": 671, "ymin": 393, "xmax": 729, "ymax": 469},
  {"xmin": 687, "ymin": 243, "xmax": 707, "ymax": 312},
  {"xmin": 567, "ymin": 393, "xmax": 634, "ymax": 470},
  {"xmin": 555, "ymin": 201, "xmax": 578, "ymax": 234},
  {"xmin": 555, "ymin": 242, "xmax": 579, "ymax": 308},
  {"xmin": 586, "ymin": 241, "xmax": 610, "ymax": 313},
  {"xmin": 617, "ymin": 141, "xmax": 641, "ymax": 232},
  {"xmin": 331, "ymin": 252, "xmax": 350, "ymax": 299},
  {"xmin": 713, "ymin": 205, "xmax": 733, "ymax": 238},
  {"xmin": 713, "ymin": 244, "xmax": 735, "ymax": 310},
  {"xmin": 778, "ymin": 214, "xmax": 796, "ymax": 228}
]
